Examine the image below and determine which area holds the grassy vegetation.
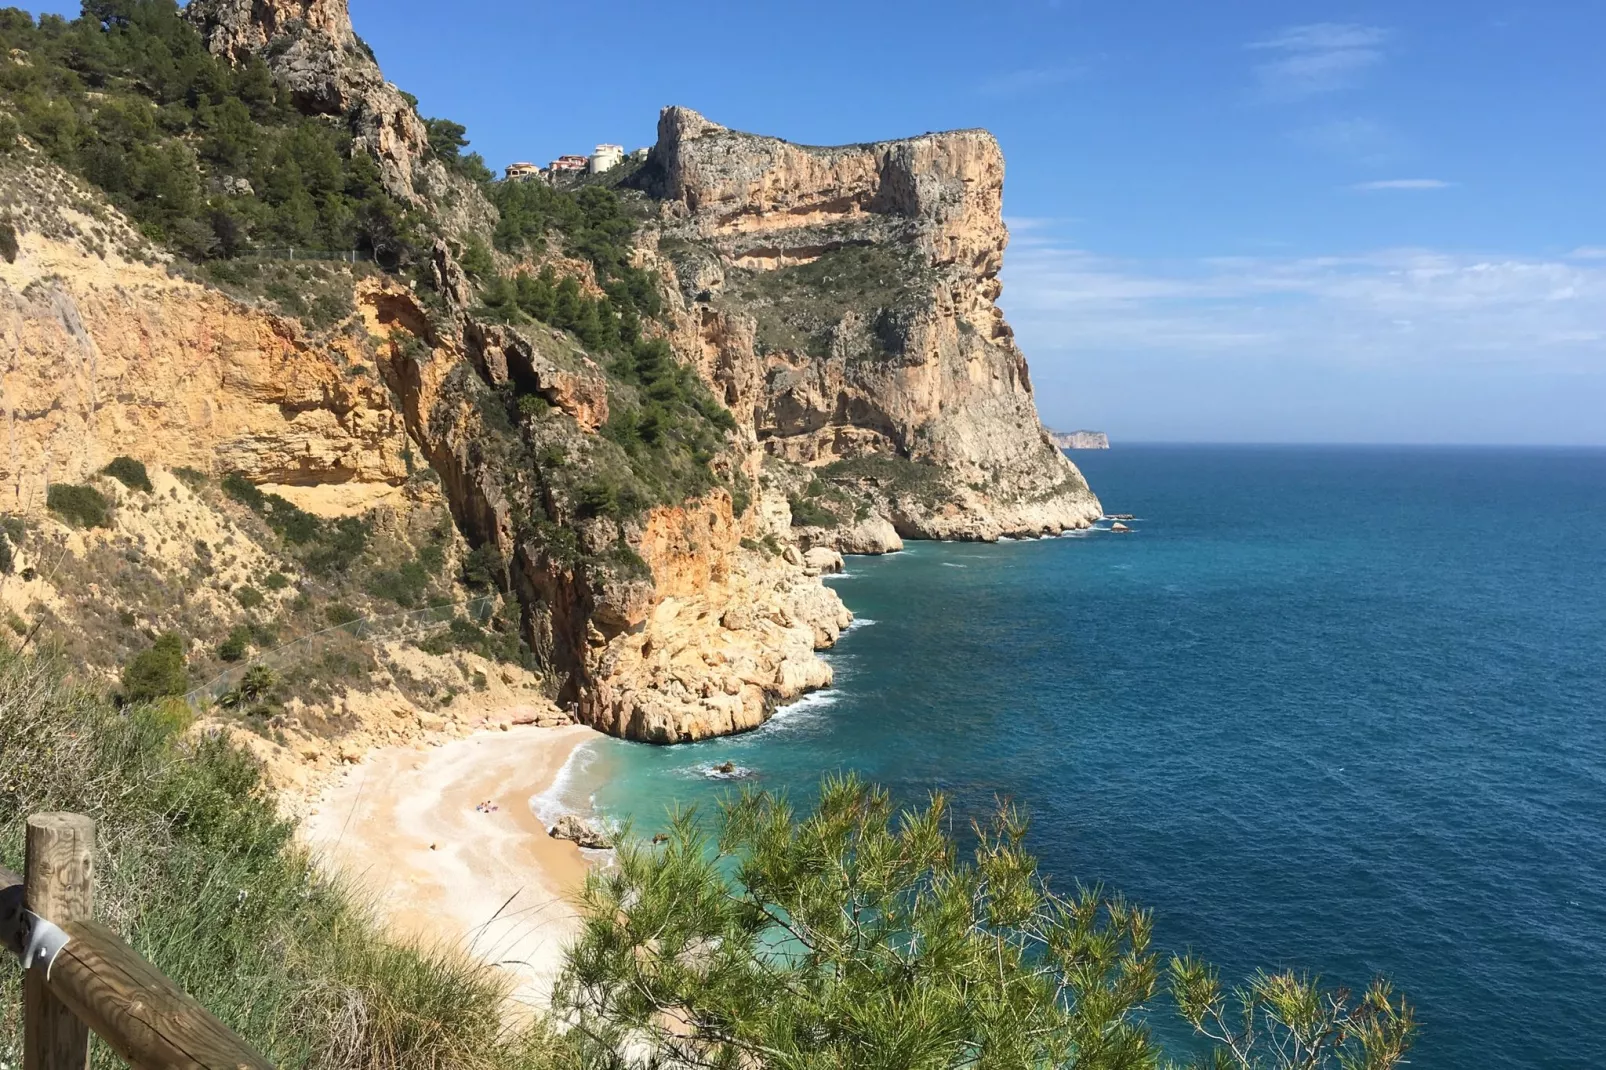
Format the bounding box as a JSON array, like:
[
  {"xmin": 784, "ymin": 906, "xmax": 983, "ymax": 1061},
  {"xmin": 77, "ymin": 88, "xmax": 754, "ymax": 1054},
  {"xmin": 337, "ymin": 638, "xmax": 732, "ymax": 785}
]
[
  {"xmin": 0, "ymin": 646, "xmax": 570, "ymax": 1070},
  {"xmin": 46, "ymin": 481, "xmax": 112, "ymax": 528},
  {"xmin": 726, "ymin": 242, "xmax": 930, "ymax": 359},
  {"xmin": 820, "ymin": 452, "xmax": 951, "ymax": 510}
]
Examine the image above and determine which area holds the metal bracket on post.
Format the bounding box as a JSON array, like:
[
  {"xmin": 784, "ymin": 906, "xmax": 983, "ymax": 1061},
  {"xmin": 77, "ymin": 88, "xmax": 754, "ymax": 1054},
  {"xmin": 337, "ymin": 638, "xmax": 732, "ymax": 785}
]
[
  {"xmin": 19, "ymin": 912, "xmax": 70, "ymax": 980},
  {"xmin": 0, "ymin": 878, "xmax": 71, "ymax": 980},
  {"xmin": 1, "ymin": 867, "xmax": 70, "ymax": 976}
]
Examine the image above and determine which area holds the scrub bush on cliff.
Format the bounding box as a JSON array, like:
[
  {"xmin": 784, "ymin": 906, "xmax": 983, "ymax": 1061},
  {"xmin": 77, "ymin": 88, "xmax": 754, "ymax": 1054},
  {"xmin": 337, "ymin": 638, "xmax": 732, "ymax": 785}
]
[{"xmin": 554, "ymin": 774, "xmax": 1415, "ymax": 1070}]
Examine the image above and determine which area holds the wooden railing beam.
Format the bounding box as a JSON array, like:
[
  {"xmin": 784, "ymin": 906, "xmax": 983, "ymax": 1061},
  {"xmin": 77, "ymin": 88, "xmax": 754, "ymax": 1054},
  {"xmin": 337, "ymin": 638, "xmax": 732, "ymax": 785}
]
[{"xmin": 46, "ymin": 920, "xmax": 273, "ymax": 1070}]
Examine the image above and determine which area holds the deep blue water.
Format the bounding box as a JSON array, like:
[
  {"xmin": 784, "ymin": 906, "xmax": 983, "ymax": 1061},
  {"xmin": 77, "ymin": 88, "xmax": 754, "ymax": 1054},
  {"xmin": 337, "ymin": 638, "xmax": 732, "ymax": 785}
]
[{"xmin": 548, "ymin": 446, "xmax": 1606, "ymax": 1069}]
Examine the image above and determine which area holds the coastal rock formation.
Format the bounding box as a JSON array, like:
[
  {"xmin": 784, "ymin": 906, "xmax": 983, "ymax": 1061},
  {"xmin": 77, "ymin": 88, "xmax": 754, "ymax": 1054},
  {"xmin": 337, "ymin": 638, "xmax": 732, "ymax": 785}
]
[
  {"xmin": 0, "ymin": 9, "xmax": 1099, "ymax": 749},
  {"xmin": 647, "ymin": 107, "xmax": 1102, "ymax": 543},
  {"xmin": 1049, "ymin": 430, "xmax": 1110, "ymax": 450},
  {"xmin": 548, "ymin": 813, "xmax": 614, "ymax": 849}
]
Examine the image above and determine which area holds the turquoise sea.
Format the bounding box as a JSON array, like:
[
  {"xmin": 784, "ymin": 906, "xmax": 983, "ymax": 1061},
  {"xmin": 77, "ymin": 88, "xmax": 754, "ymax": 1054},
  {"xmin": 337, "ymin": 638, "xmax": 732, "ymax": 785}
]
[{"xmin": 544, "ymin": 446, "xmax": 1606, "ymax": 1069}]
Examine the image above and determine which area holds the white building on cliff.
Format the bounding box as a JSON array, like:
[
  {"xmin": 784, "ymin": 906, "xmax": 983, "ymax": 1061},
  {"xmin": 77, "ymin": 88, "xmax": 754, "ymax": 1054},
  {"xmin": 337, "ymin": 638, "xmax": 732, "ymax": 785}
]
[{"xmin": 589, "ymin": 144, "xmax": 625, "ymax": 174}]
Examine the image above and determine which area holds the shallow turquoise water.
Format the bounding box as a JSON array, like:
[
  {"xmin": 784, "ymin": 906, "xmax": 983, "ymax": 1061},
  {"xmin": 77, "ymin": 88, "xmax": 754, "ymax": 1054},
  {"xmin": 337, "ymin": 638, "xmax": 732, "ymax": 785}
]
[{"xmin": 545, "ymin": 446, "xmax": 1606, "ymax": 1069}]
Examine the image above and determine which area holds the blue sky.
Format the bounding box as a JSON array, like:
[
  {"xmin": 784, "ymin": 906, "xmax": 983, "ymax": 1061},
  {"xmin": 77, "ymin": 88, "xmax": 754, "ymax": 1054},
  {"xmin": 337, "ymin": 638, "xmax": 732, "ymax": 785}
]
[{"xmin": 35, "ymin": 2, "xmax": 1606, "ymax": 442}]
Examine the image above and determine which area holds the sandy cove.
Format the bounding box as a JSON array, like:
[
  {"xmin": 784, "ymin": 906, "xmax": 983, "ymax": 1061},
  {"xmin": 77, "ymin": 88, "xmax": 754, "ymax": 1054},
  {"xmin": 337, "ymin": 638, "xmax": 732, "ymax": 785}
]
[{"xmin": 301, "ymin": 723, "xmax": 600, "ymax": 1013}]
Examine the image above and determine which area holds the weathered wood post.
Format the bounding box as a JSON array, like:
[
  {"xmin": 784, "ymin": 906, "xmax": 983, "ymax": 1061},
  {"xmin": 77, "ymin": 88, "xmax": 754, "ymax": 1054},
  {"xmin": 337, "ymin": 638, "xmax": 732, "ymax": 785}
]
[{"xmin": 24, "ymin": 813, "xmax": 95, "ymax": 1070}]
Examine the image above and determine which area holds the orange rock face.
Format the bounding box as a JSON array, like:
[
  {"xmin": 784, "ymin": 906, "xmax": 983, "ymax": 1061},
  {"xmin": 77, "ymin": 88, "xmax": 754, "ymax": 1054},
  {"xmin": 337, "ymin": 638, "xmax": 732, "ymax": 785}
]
[{"xmin": 0, "ymin": 231, "xmax": 407, "ymax": 513}]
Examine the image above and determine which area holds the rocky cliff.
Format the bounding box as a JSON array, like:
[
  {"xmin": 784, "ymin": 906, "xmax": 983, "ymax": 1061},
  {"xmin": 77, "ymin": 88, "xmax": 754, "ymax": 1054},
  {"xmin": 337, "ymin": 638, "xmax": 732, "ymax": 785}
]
[
  {"xmin": 0, "ymin": 4, "xmax": 1098, "ymax": 747},
  {"xmin": 645, "ymin": 108, "xmax": 1101, "ymax": 543},
  {"xmin": 185, "ymin": 0, "xmax": 494, "ymax": 236}
]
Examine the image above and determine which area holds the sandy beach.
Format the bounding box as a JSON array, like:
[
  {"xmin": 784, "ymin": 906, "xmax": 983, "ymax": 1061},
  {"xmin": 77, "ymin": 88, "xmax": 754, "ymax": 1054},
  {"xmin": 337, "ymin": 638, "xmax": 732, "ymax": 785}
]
[{"xmin": 301, "ymin": 722, "xmax": 600, "ymax": 1012}]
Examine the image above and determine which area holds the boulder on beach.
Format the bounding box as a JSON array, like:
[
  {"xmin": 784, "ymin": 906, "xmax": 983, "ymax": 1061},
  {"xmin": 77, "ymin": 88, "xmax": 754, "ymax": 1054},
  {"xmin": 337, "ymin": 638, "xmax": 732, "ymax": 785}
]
[{"xmin": 549, "ymin": 813, "xmax": 614, "ymax": 849}]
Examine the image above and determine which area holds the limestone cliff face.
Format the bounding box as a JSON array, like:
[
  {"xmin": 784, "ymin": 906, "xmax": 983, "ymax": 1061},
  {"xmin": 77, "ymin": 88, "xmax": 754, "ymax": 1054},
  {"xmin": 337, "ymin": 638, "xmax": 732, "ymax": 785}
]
[
  {"xmin": 358, "ymin": 290, "xmax": 848, "ymax": 744},
  {"xmin": 648, "ymin": 107, "xmax": 1101, "ymax": 541},
  {"xmin": 0, "ymin": 161, "xmax": 409, "ymax": 512}
]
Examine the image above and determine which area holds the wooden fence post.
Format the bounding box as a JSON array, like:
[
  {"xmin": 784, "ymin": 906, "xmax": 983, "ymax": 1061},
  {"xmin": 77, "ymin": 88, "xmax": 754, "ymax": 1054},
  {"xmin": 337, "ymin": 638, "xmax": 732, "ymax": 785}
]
[{"xmin": 24, "ymin": 813, "xmax": 94, "ymax": 1070}]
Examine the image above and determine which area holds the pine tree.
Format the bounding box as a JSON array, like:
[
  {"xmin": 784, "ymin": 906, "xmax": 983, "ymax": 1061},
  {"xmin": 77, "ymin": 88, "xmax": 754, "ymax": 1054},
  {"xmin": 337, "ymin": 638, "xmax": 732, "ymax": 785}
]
[{"xmin": 555, "ymin": 773, "xmax": 1415, "ymax": 1070}]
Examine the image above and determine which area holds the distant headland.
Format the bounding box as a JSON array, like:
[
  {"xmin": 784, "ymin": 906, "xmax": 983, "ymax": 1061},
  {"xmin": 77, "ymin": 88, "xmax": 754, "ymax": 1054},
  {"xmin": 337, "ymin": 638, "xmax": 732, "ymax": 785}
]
[{"xmin": 1049, "ymin": 430, "xmax": 1111, "ymax": 450}]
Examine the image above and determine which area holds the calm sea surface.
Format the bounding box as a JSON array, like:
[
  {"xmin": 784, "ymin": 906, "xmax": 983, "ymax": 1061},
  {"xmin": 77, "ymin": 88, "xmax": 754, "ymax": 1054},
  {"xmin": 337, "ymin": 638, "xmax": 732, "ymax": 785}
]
[{"xmin": 546, "ymin": 445, "xmax": 1606, "ymax": 1069}]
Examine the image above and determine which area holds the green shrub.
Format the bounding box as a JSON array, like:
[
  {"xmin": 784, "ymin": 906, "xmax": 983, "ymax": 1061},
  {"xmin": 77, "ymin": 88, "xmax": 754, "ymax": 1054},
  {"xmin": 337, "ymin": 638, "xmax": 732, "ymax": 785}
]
[
  {"xmin": 365, "ymin": 557, "xmax": 430, "ymax": 607},
  {"xmin": 789, "ymin": 495, "xmax": 839, "ymax": 528},
  {"xmin": 222, "ymin": 472, "xmax": 370, "ymax": 573},
  {"xmin": 576, "ymin": 477, "xmax": 622, "ymax": 519},
  {"xmin": 459, "ymin": 234, "xmax": 495, "ymax": 280},
  {"xmin": 417, "ymin": 613, "xmax": 532, "ymax": 667},
  {"xmin": 121, "ymin": 633, "xmax": 187, "ymax": 704},
  {"xmin": 221, "ymin": 471, "xmax": 267, "ymax": 510},
  {"xmin": 102, "ymin": 455, "xmax": 153, "ymax": 492},
  {"xmin": 46, "ymin": 483, "xmax": 111, "ymax": 529},
  {"xmin": 172, "ymin": 466, "xmax": 207, "ymax": 489},
  {"xmin": 0, "ymin": 517, "xmax": 19, "ymax": 576},
  {"xmin": 324, "ymin": 603, "xmax": 362, "ymax": 627},
  {"xmin": 461, "ymin": 543, "xmax": 503, "ymax": 588},
  {"xmin": 262, "ymin": 571, "xmax": 290, "ymax": 590},
  {"xmin": 132, "ymin": 697, "xmax": 194, "ymax": 738},
  {"xmin": 233, "ymin": 586, "xmax": 265, "ymax": 609},
  {"xmin": 559, "ymin": 774, "xmax": 1416, "ymax": 1070},
  {"xmin": 218, "ymin": 625, "xmax": 250, "ymax": 662},
  {"xmin": 0, "ymin": 216, "xmax": 16, "ymax": 264}
]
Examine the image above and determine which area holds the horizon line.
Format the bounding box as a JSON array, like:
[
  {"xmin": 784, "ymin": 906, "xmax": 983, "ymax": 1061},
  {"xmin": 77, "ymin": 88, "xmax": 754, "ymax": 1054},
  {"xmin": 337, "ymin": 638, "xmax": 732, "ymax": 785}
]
[{"xmin": 1059, "ymin": 440, "xmax": 1606, "ymax": 449}]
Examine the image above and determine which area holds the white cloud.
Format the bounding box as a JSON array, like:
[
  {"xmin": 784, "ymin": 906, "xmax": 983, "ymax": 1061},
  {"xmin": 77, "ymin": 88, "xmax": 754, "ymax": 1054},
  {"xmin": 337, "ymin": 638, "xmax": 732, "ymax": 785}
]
[
  {"xmin": 999, "ymin": 233, "xmax": 1606, "ymax": 373},
  {"xmin": 1569, "ymin": 247, "xmax": 1606, "ymax": 260},
  {"xmin": 1251, "ymin": 24, "xmax": 1390, "ymax": 53},
  {"xmin": 978, "ymin": 66, "xmax": 1081, "ymax": 97},
  {"xmin": 1352, "ymin": 179, "xmax": 1453, "ymax": 190},
  {"xmin": 1250, "ymin": 22, "xmax": 1389, "ymax": 99}
]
